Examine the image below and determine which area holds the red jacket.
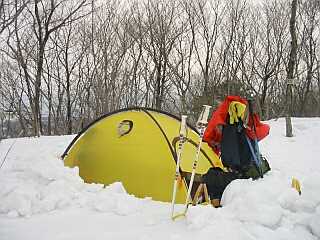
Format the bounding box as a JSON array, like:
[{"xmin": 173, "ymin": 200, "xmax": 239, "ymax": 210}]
[{"xmin": 203, "ymin": 96, "xmax": 270, "ymax": 154}]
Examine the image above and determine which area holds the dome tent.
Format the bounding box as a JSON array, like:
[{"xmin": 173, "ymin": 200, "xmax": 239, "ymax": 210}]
[{"xmin": 62, "ymin": 108, "xmax": 223, "ymax": 203}]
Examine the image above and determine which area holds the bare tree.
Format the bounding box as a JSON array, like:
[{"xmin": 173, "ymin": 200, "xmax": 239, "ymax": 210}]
[
  {"xmin": 286, "ymin": 0, "xmax": 298, "ymax": 137},
  {"xmin": 52, "ymin": 23, "xmax": 85, "ymax": 134},
  {"xmin": 296, "ymin": 0, "xmax": 320, "ymax": 116},
  {"xmin": 191, "ymin": 0, "xmax": 224, "ymax": 100},
  {"xmin": 0, "ymin": 0, "xmax": 27, "ymax": 35},
  {"xmin": 2, "ymin": 0, "xmax": 320, "ymax": 139},
  {"xmin": 142, "ymin": 0, "xmax": 185, "ymax": 109},
  {"xmin": 317, "ymin": 60, "xmax": 320, "ymax": 115},
  {"xmin": 245, "ymin": 2, "xmax": 287, "ymax": 119},
  {"xmin": 124, "ymin": 2, "xmax": 149, "ymax": 107},
  {"xmin": 215, "ymin": 0, "xmax": 248, "ymax": 96},
  {"xmin": 29, "ymin": 0, "xmax": 89, "ymax": 136}
]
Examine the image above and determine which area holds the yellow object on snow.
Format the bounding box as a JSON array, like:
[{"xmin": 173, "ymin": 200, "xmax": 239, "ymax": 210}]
[
  {"xmin": 291, "ymin": 177, "xmax": 301, "ymax": 195},
  {"xmin": 228, "ymin": 101, "xmax": 247, "ymax": 124},
  {"xmin": 62, "ymin": 108, "xmax": 223, "ymax": 203}
]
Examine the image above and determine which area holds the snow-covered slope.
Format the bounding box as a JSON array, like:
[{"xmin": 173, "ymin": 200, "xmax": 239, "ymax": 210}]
[{"xmin": 0, "ymin": 118, "xmax": 319, "ymax": 240}]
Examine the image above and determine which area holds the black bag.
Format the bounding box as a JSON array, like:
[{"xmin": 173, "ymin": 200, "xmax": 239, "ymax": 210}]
[
  {"xmin": 242, "ymin": 156, "xmax": 271, "ymax": 179},
  {"xmin": 203, "ymin": 157, "xmax": 271, "ymax": 200},
  {"xmin": 203, "ymin": 167, "xmax": 239, "ymax": 200}
]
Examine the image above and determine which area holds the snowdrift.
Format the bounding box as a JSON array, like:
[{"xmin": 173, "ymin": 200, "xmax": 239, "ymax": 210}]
[{"xmin": 0, "ymin": 118, "xmax": 319, "ymax": 240}]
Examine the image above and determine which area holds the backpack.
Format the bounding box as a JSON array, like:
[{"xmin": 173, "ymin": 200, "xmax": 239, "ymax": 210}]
[
  {"xmin": 202, "ymin": 117, "xmax": 271, "ymax": 201},
  {"xmin": 220, "ymin": 115, "xmax": 270, "ymax": 179}
]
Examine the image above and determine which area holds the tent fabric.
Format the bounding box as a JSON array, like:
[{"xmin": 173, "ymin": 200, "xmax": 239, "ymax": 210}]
[
  {"xmin": 63, "ymin": 108, "xmax": 223, "ymax": 203},
  {"xmin": 203, "ymin": 96, "xmax": 270, "ymax": 154}
]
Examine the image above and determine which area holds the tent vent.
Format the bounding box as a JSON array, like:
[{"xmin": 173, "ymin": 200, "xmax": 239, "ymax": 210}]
[{"xmin": 118, "ymin": 120, "xmax": 133, "ymax": 137}]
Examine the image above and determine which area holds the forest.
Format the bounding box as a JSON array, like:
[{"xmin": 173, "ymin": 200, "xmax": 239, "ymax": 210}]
[{"xmin": 0, "ymin": 0, "xmax": 319, "ymax": 138}]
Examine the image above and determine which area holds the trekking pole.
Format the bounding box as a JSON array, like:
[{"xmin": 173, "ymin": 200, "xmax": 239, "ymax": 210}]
[
  {"xmin": 171, "ymin": 115, "xmax": 187, "ymax": 220},
  {"xmin": 0, "ymin": 130, "xmax": 23, "ymax": 172},
  {"xmin": 247, "ymin": 99, "xmax": 263, "ymax": 177},
  {"xmin": 177, "ymin": 105, "xmax": 211, "ymax": 219}
]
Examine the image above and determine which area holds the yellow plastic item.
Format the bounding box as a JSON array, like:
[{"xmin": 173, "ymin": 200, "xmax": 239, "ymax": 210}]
[
  {"xmin": 228, "ymin": 101, "xmax": 247, "ymax": 124},
  {"xmin": 63, "ymin": 108, "xmax": 223, "ymax": 203},
  {"xmin": 291, "ymin": 177, "xmax": 301, "ymax": 195}
]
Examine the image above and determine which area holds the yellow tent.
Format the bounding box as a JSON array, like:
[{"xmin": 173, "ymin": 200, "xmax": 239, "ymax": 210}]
[{"xmin": 62, "ymin": 108, "xmax": 223, "ymax": 203}]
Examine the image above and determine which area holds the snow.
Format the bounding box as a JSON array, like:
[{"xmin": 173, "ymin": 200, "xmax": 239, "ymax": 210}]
[{"xmin": 0, "ymin": 118, "xmax": 320, "ymax": 240}]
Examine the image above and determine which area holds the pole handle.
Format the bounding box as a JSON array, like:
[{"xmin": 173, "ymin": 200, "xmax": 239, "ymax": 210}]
[
  {"xmin": 180, "ymin": 115, "xmax": 187, "ymax": 137},
  {"xmin": 197, "ymin": 105, "xmax": 212, "ymax": 126}
]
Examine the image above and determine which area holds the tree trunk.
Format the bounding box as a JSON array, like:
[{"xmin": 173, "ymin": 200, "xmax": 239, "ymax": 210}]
[
  {"xmin": 155, "ymin": 64, "xmax": 162, "ymax": 110},
  {"xmin": 66, "ymin": 72, "xmax": 72, "ymax": 134},
  {"xmin": 260, "ymin": 75, "xmax": 269, "ymax": 119},
  {"xmin": 286, "ymin": 0, "xmax": 298, "ymax": 137},
  {"xmin": 48, "ymin": 97, "xmax": 52, "ymax": 135}
]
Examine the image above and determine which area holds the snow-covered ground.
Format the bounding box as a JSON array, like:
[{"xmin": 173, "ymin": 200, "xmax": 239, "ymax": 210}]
[{"xmin": 0, "ymin": 118, "xmax": 319, "ymax": 240}]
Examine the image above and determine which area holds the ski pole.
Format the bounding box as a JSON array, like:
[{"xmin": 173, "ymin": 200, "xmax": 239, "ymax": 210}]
[
  {"xmin": 182, "ymin": 105, "xmax": 211, "ymax": 217},
  {"xmin": 171, "ymin": 115, "xmax": 188, "ymax": 219},
  {"xmin": 247, "ymin": 98, "xmax": 263, "ymax": 177}
]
